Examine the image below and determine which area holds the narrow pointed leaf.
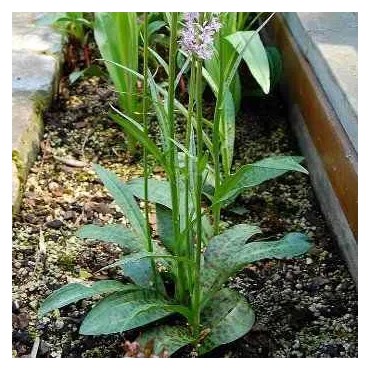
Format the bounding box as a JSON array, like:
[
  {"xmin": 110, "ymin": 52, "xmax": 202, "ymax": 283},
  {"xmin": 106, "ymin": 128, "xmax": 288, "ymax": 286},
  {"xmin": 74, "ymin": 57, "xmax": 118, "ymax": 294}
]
[
  {"xmin": 92, "ymin": 164, "xmax": 146, "ymax": 240},
  {"xmin": 199, "ymin": 288, "xmax": 255, "ymax": 355},
  {"xmin": 39, "ymin": 281, "xmax": 139, "ymax": 317},
  {"xmin": 79, "ymin": 290, "xmax": 171, "ymax": 335},
  {"xmin": 137, "ymin": 325, "xmax": 194, "ymax": 357},
  {"xmin": 215, "ymin": 156, "xmax": 308, "ymax": 206},
  {"xmin": 77, "ymin": 224, "xmax": 143, "ymax": 252},
  {"xmin": 109, "ymin": 108, "xmax": 168, "ymax": 172}
]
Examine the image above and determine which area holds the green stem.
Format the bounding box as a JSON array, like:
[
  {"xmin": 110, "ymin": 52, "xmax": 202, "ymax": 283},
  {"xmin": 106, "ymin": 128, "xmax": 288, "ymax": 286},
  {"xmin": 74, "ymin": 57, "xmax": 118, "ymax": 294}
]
[
  {"xmin": 167, "ymin": 12, "xmax": 186, "ymax": 303},
  {"xmin": 143, "ymin": 13, "xmax": 157, "ymax": 289},
  {"xmin": 184, "ymin": 60, "xmax": 196, "ymax": 290},
  {"xmin": 212, "ymin": 20, "xmax": 225, "ymax": 236},
  {"xmin": 192, "ymin": 44, "xmax": 205, "ymax": 337}
]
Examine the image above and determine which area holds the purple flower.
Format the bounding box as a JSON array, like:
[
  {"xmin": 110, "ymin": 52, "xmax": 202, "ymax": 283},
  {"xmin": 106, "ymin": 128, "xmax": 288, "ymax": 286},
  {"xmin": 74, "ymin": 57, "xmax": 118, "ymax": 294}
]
[{"xmin": 179, "ymin": 13, "xmax": 222, "ymax": 60}]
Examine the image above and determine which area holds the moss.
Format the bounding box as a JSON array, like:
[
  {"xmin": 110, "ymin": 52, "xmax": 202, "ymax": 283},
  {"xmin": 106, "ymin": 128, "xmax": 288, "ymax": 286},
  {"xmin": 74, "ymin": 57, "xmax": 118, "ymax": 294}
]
[
  {"xmin": 57, "ymin": 252, "xmax": 76, "ymax": 271},
  {"xmin": 28, "ymin": 326, "xmax": 38, "ymax": 340},
  {"xmin": 12, "ymin": 152, "xmax": 25, "ymax": 184}
]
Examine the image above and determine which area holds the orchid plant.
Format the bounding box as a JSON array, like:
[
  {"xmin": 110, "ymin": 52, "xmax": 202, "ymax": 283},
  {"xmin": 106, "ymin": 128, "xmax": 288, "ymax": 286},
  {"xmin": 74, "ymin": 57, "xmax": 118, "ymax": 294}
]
[{"xmin": 39, "ymin": 12, "xmax": 311, "ymax": 357}]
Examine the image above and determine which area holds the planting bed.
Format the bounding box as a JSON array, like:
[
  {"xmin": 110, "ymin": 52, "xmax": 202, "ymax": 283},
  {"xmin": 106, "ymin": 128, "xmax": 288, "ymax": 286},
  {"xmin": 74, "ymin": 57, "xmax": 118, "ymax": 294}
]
[{"xmin": 12, "ymin": 53, "xmax": 358, "ymax": 357}]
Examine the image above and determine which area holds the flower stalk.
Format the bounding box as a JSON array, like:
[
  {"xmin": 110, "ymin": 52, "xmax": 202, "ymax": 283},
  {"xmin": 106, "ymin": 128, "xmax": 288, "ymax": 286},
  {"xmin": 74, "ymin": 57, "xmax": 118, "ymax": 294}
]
[
  {"xmin": 191, "ymin": 12, "xmax": 205, "ymax": 337},
  {"xmin": 167, "ymin": 12, "xmax": 187, "ymax": 303},
  {"xmin": 142, "ymin": 12, "xmax": 158, "ymax": 291}
]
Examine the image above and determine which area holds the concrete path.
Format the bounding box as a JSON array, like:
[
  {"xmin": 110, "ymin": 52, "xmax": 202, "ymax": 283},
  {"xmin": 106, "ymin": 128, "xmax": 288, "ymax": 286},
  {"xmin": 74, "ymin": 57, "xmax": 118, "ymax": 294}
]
[
  {"xmin": 283, "ymin": 12, "xmax": 358, "ymax": 153},
  {"xmin": 12, "ymin": 13, "xmax": 62, "ymax": 214}
]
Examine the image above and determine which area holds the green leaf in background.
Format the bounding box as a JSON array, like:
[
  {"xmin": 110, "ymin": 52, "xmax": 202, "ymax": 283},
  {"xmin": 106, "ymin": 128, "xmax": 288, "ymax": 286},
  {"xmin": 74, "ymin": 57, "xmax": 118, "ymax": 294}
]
[
  {"xmin": 38, "ymin": 281, "xmax": 139, "ymax": 317},
  {"xmin": 137, "ymin": 325, "xmax": 194, "ymax": 357},
  {"xmin": 94, "ymin": 12, "xmax": 139, "ymax": 153},
  {"xmin": 92, "ymin": 164, "xmax": 147, "ymax": 241},
  {"xmin": 79, "ymin": 290, "xmax": 171, "ymax": 335},
  {"xmin": 77, "ymin": 224, "xmax": 143, "ymax": 252},
  {"xmin": 148, "ymin": 20, "xmax": 166, "ymax": 39},
  {"xmin": 215, "ymin": 156, "xmax": 308, "ymax": 206},
  {"xmin": 69, "ymin": 65, "xmax": 106, "ymax": 84},
  {"xmin": 199, "ymin": 288, "xmax": 255, "ymax": 355},
  {"xmin": 225, "ymin": 31, "xmax": 270, "ymax": 94}
]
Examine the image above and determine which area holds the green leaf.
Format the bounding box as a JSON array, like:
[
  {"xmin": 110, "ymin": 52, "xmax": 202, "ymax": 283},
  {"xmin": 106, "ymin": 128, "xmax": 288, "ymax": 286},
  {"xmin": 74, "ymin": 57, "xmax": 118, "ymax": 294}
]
[
  {"xmin": 92, "ymin": 164, "xmax": 147, "ymax": 241},
  {"xmin": 69, "ymin": 65, "xmax": 105, "ymax": 84},
  {"xmin": 226, "ymin": 30, "xmax": 270, "ymax": 94},
  {"xmin": 127, "ymin": 178, "xmax": 172, "ymax": 209},
  {"xmin": 94, "ymin": 12, "xmax": 138, "ymax": 120},
  {"xmin": 201, "ymin": 224, "xmax": 262, "ymax": 299},
  {"xmin": 77, "ymin": 224, "xmax": 143, "ymax": 252},
  {"xmin": 127, "ymin": 177, "xmax": 192, "ymax": 236},
  {"xmin": 199, "ymin": 288, "xmax": 255, "ymax": 355},
  {"xmin": 156, "ymin": 204, "xmax": 175, "ymax": 253},
  {"xmin": 240, "ymin": 232, "xmax": 312, "ymax": 261},
  {"xmin": 109, "ymin": 108, "xmax": 168, "ymax": 171},
  {"xmin": 38, "ymin": 281, "xmax": 138, "ymax": 318},
  {"xmin": 148, "ymin": 20, "xmax": 166, "ymax": 38},
  {"xmin": 79, "ymin": 290, "xmax": 171, "ymax": 335},
  {"xmin": 220, "ymin": 90, "xmax": 235, "ymax": 175},
  {"xmin": 215, "ymin": 156, "xmax": 308, "ymax": 206},
  {"xmin": 137, "ymin": 325, "xmax": 194, "ymax": 357},
  {"xmin": 149, "ymin": 47, "xmax": 169, "ymax": 75},
  {"xmin": 201, "ymin": 225, "xmax": 311, "ymax": 303}
]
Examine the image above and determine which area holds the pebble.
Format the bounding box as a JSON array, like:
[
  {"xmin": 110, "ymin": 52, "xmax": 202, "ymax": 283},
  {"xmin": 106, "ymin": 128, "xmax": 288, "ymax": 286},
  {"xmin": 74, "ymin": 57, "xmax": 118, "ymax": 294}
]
[
  {"xmin": 286, "ymin": 271, "xmax": 293, "ymax": 280},
  {"xmin": 55, "ymin": 319, "xmax": 64, "ymax": 330},
  {"xmin": 306, "ymin": 257, "xmax": 314, "ymax": 265},
  {"xmin": 46, "ymin": 219, "xmax": 65, "ymax": 229},
  {"xmin": 39, "ymin": 340, "xmax": 50, "ymax": 356},
  {"xmin": 12, "ymin": 300, "xmax": 21, "ymax": 313}
]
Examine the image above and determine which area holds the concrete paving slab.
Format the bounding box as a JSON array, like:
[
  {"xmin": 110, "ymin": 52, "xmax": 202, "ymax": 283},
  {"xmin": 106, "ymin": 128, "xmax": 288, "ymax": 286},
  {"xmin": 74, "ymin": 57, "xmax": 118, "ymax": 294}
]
[
  {"xmin": 12, "ymin": 12, "xmax": 62, "ymax": 215},
  {"xmin": 12, "ymin": 12, "xmax": 62, "ymax": 54},
  {"xmin": 12, "ymin": 50, "xmax": 58, "ymax": 96}
]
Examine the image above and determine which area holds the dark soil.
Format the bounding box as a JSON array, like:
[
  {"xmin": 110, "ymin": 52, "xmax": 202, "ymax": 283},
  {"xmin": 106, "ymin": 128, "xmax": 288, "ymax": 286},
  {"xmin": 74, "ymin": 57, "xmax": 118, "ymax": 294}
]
[{"xmin": 12, "ymin": 60, "xmax": 357, "ymax": 358}]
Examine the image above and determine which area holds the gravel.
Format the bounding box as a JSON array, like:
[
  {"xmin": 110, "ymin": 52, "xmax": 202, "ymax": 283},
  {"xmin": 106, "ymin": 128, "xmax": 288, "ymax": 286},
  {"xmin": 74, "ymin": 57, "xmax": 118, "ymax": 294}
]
[{"xmin": 12, "ymin": 71, "xmax": 357, "ymax": 357}]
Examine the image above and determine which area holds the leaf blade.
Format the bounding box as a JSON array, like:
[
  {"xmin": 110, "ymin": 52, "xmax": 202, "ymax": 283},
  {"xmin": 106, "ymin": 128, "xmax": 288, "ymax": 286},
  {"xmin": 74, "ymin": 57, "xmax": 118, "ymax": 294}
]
[
  {"xmin": 38, "ymin": 281, "xmax": 138, "ymax": 318},
  {"xmin": 79, "ymin": 290, "xmax": 171, "ymax": 335},
  {"xmin": 199, "ymin": 288, "xmax": 255, "ymax": 355}
]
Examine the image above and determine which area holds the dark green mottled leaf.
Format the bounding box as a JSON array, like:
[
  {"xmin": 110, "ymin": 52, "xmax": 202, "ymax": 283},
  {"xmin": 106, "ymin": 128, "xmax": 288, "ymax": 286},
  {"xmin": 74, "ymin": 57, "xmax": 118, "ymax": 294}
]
[
  {"xmin": 137, "ymin": 325, "xmax": 194, "ymax": 357},
  {"xmin": 201, "ymin": 224, "xmax": 261, "ymax": 299},
  {"xmin": 79, "ymin": 290, "xmax": 171, "ymax": 335},
  {"xmin": 201, "ymin": 225, "xmax": 311, "ymax": 303},
  {"xmin": 199, "ymin": 288, "xmax": 255, "ymax": 355},
  {"xmin": 38, "ymin": 281, "xmax": 138, "ymax": 317}
]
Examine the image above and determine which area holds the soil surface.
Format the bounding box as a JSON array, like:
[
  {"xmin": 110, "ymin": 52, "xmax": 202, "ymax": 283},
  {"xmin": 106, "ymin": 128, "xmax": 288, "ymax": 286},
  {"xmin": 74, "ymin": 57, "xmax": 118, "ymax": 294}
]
[{"xmin": 12, "ymin": 64, "xmax": 357, "ymax": 358}]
